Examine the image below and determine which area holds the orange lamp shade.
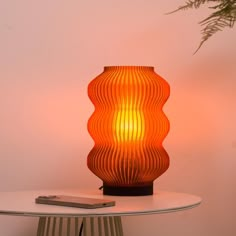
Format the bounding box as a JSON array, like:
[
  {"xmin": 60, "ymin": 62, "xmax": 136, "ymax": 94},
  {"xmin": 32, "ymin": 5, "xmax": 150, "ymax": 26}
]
[{"xmin": 87, "ymin": 66, "xmax": 170, "ymax": 196}]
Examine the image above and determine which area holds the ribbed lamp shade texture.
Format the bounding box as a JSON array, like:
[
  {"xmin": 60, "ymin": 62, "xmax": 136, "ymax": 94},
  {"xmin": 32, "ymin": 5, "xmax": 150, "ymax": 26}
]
[{"xmin": 87, "ymin": 66, "xmax": 170, "ymax": 196}]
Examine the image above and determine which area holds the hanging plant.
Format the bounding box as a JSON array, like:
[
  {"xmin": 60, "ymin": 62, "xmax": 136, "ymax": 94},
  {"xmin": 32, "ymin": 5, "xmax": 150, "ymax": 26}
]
[{"xmin": 169, "ymin": 0, "xmax": 236, "ymax": 53}]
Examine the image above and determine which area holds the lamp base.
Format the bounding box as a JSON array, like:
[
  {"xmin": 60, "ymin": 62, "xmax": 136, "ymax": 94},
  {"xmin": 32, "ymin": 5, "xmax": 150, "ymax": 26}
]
[{"xmin": 103, "ymin": 184, "xmax": 153, "ymax": 196}]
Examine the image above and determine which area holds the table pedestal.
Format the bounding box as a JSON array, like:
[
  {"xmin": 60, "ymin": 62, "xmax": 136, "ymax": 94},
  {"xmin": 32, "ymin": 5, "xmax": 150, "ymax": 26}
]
[{"xmin": 37, "ymin": 216, "xmax": 123, "ymax": 236}]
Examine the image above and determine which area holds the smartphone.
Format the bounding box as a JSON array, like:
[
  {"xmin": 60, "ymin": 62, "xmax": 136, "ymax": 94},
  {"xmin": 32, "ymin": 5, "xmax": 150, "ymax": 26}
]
[{"xmin": 35, "ymin": 195, "xmax": 115, "ymax": 209}]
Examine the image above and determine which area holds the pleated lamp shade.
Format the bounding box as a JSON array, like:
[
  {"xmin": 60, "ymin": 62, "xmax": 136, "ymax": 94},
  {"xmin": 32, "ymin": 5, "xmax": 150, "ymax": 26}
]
[{"xmin": 87, "ymin": 66, "xmax": 170, "ymax": 196}]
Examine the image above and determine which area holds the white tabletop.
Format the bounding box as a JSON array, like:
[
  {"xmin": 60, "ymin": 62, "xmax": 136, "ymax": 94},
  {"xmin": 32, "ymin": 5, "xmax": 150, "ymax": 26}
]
[{"xmin": 0, "ymin": 189, "xmax": 201, "ymax": 217}]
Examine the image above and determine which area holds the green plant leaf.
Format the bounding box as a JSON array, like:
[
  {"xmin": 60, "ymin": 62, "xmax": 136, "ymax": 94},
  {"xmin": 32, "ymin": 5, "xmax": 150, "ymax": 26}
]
[{"xmin": 169, "ymin": 0, "xmax": 236, "ymax": 53}]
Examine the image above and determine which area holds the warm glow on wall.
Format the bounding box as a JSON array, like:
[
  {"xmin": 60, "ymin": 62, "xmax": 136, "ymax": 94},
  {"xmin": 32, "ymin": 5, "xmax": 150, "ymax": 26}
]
[{"xmin": 87, "ymin": 66, "xmax": 170, "ymax": 196}]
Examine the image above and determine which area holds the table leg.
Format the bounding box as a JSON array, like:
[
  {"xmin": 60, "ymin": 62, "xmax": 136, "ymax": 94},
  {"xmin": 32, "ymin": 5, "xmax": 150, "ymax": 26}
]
[
  {"xmin": 37, "ymin": 217, "xmax": 46, "ymax": 236},
  {"xmin": 37, "ymin": 216, "xmax": 124, "ymax": 236}
]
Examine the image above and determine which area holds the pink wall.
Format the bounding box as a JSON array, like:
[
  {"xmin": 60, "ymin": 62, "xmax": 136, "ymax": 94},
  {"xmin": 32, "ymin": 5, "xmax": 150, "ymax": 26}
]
[{"xmin": 0, "ymin": 0, "xmax": 235, "ymax": 235}]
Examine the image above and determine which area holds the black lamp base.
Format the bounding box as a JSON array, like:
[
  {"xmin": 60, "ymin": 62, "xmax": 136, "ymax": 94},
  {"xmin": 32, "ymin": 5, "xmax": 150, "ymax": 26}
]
[{"xmin": 103, "ymin": 184, "xmax": 153, "ymax": 196}]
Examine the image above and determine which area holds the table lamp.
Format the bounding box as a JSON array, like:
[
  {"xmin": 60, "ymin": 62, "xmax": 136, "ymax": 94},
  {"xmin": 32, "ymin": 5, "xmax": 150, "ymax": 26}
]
[{"xmin": 87, "ymin": 66, "xmax": 170, "ymax": 196}]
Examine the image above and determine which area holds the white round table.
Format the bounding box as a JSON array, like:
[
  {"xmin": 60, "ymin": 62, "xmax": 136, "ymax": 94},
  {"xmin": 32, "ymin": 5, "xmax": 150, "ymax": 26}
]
[{"xmin": 0, "ymin": 189, "xmax": 201, "ymax": 236}]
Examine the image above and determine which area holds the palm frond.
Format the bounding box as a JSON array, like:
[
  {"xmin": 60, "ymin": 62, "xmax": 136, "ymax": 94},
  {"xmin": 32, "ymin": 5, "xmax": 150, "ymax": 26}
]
[
  {"xmin": 194, "ymin": 1, "xmax": 236, "ymax": 53},
  {"xmin": 167, "ymin": 0, "xmax": 219, "ymax": 14},
  {"xmin": 169, "ymin": 0, "xmax": 236, "ymax": 53}
]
